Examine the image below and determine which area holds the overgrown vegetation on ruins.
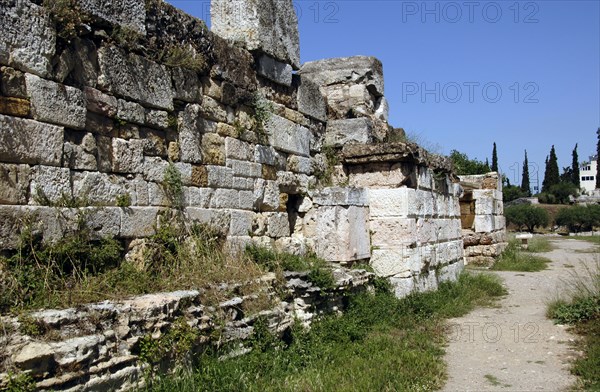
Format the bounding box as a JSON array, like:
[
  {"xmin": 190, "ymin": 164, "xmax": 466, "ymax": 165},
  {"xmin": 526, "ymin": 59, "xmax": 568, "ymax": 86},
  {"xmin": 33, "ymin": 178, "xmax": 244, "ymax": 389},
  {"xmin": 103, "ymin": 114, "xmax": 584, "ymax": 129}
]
[
  {"xmin": 547, "ymin": 258, "xmax": 600, "ymax": 390},
  {"xmin": 490, "ymin": 237, "xmax": 552, "ymax": 272},
  {"xmin": 142, "ymin": 273, "xmax": 506, "ymax": 392}
]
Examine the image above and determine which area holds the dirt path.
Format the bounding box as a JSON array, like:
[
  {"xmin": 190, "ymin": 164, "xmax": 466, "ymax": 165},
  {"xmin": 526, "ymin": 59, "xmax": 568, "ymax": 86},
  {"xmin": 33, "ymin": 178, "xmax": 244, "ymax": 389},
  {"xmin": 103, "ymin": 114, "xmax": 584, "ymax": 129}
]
[{"xmin": 442, "ymin": 238, "xmax": 597, "ymax": 391}]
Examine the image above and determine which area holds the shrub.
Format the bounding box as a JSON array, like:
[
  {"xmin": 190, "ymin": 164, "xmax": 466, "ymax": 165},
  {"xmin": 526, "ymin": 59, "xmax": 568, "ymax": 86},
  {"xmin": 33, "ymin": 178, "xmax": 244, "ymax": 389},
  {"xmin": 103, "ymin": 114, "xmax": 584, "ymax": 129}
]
[
  {"xmin": 503, "ymin": 185, "xmax": 527, "ymax": 203},
  {"xmin": 549, "ymin": 182, "xmax": 579, "ymax": 204},
  {"xmin": 556, "ymin": 205, "xmax": 600, "ymax": 233},
  {"xmin": 504, "ymin": 204, "xmax": 550, "ymax": 232}
]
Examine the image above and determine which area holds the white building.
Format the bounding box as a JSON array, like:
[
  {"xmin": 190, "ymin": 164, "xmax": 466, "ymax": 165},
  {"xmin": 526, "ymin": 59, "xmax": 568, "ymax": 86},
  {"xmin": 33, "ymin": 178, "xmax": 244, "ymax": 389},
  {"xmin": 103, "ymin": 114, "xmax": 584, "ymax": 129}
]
[{"xmin": 580, "ymin": 157, "xmax": 597, "ymax": 193}]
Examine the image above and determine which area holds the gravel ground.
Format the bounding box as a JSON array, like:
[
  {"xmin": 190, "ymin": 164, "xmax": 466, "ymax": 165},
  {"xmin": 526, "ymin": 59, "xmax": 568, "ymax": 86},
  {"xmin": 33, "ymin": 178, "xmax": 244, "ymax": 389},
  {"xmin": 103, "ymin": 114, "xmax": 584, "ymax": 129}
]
[{"xmin": 441, "ymin": 238, "xmax": 598, "ymax": 391}]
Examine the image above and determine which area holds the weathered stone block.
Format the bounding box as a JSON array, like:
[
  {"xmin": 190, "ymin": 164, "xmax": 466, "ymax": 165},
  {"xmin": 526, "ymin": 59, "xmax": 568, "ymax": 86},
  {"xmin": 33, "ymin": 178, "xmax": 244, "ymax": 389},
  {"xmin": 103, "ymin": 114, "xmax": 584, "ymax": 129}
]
[
  {"xmin": 84, "ymin": 87, "xmax": 117, "ymax": 118},
  {"xmin": 325, "ymin": 118, "xmax": 373, "ymax": 147},
  {"xmin": 112, "ymin": 138, "xmax": 143, "ymax": 173},
  {"xmin": 201, "ymin": 133, "xmax": 226, "ymax": 165},
  {"xmin": 199, "ymin": 96, "xmax": 232, "ymax": 123},
  {"xmin": 72, "ymin": 171, "xmax": 137, "ymax": 206},
  {"xmin": 311, "ymin": 187, "xmax": 368, "ymax": 206},
  {"xmin": 145, "ymin": 109, "xmax": 170, "ymax": 130},
  {"xmin": 296, "ymin": 75, "xmax": 327, "ymax": 122},
  {"xmin": 211, "ymin": 0, "xmax": 300, "ymax": 68},
  {"xmin": 117, "ymin": 99, "xmax": 145, "ymax": 124},
  {"xmin": 225, "ymin": 137, "xmax": 254, "ymax": 161},
  {"xmin": 370, "ymin": 217, "xmax": 416, "ymax": 248},
  {"xmin": 171, "ymin": 67, "xmax": 203, "ymax": 103},
  {"xmin": 299, "ymin": 56, "xmax": 384, "ymax": 97},
  {"xmin": 78, "ymin": 0, "xmax": 146, "ymax": 34},
  {"xmin": 0, "ymin": 115, "xmax": 64, "ymax": 166},
  {"xmin": 30, "ymin": 166, "xmax": 72, "ymax": 204},
  {"xmin": 257, "ymin": 54, "xmax": 293, "ymax": 86},
  {"xmin": 63, "ymin": 132, "xmax": 98, "ymax": 171},
  {"xmin": 120, "ymin": 207, "xmax": 160, "ymax": 238},
  {"xmin": 26, "ymin": 74, "xmax": 86, "ymax": 129},
  {"xmin": 229, "ymin": 210, "xmax": 254, "ymax": 236},
  {"xmin": 265, "ymin": 114, "xmax": 310, "ymax": 157},
  {"xmin": 84, "ymin": 207, "xmax": 121, "ymax": 238},
  {"xmin": 209, "ymin": 189, "xmax": 239, "ymax": 209},
  {"xmin": 254, "ymin": 179, "xmax": 280, "ymax": 212},
  {"xmin": 474, "ymin": 215, "xmax": 495, "ymax": 233},
  {"xmin": 266, "ymin": 212, "xmax": 290, "ymax": 238},
  {"xmin": 287, "ymin": 155, "xmax": 312, "ymax": 175},
  {"xmin": 186, "ymin": 208, "xmax": 232, "ymax": 235},
  {"xmin": 206, "ymin": 165, "xmax": 233, "ymax": 188},
  {"xmin": 183, "ymin": 187, "xmax": 213, "ymax": 208},
  {"xmin": 0, "ymin": 163, "xmax": 30, "ymax": 204},
  {"xmin": 314, "ymin": 205, "xmax": 370, "ymax": 262},
  {"xmin": 0, "ymin": 1, "xmax": 56, "ymax": 77},
  {"xmin": 227, "ymin": 159, "xmax": 262, "ymax": 178},
  {"xmin": 98, "ymin": 46, "xmax": 174, "ymax": 110},
  {"xmin": 255, "ymin": 145, "xmax": 283, "ymax": 166},
  {"xmin": 368, "ymin": 188, "xmax": 416, "ymax": 218},
  {"xmin": 348, "ymin": 163, "xmax": 409, "ymax": 188}
]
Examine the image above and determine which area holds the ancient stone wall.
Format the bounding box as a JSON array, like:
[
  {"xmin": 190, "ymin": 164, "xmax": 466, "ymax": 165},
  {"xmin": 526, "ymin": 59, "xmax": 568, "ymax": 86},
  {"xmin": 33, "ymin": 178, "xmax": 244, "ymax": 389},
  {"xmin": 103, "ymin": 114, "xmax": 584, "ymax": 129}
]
[
  {"xmin": 0, "ymin": 268, "xmax": 372, "ymax": 391},
  {"xmin": 459, "ymin": 172, "xmax": 507, "ymax": 266},
  {"xmin": 0, "ymin": 0, "xmax": 471, "ymax": 389}
]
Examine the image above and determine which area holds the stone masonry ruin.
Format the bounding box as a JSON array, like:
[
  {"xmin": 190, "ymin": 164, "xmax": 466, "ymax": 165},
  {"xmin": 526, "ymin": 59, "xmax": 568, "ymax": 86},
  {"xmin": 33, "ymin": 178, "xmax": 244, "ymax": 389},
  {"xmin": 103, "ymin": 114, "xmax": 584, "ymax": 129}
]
[{"xmin": 0, "ymin": 0, "xmax": 505, "ymax": 389}]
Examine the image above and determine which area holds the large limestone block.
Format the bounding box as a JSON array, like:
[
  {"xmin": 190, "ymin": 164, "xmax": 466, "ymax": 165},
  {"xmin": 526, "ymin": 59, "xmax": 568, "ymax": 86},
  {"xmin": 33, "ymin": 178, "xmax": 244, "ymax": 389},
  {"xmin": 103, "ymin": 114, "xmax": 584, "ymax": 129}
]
[
  {"xmin": 474, "ymin": 215, "xmax": 495, "ymax": 233},
  {"xmin": 29, "ymin": 166, "xmax": 72, "ymax": 204},
  {"xmin": 98, "ymin": 46, "xmax": 174, "ymax": 110},
  {"xmin": 296, "ymin": 75, "xmax": 327, "ymax": 122},
  {"xmin": 311, "ymin": 187, "xmax": 368, "ymax": 207},
  {"xmin": 368, "ymin": 188, "xmax": 416, "ymax": 218},
  {"xmin": 120, "ymin": 207, "xmax": 160, "ymax": 238},
  {"xmin": 78, "ymin": 0, "xmax": 146, "ymax": 34},
  {"xmin": 299, "ymin": 56, "xmax": 384, "ymax": 97},
  {"xmin": 0, "ymin": 0, "xmax": 56, "ymax": 77},
  {"xmin": 325, "ymin": 118, "xmax": 373, "ymax": 147},
  {"xmin": 265, "ymin": 114, "xmax": 310, "ymax": 157},
  {"xmin": 314, "ymin": 205, "xmax": 370, "ymax": 262},
  {"xmin": 371, "ymin": 247, "xmax": 416, "ymax": 278},
  {"xmin": 370, "ymin": 217, "xmax": 417, "ymax": 247},
  {"xmin": 211, "ymin": 0, "xmax": 300, "ymax": 69},
  {"xmin": 25, "ymin": 74, "xmax": 87, "ymax": 129}
]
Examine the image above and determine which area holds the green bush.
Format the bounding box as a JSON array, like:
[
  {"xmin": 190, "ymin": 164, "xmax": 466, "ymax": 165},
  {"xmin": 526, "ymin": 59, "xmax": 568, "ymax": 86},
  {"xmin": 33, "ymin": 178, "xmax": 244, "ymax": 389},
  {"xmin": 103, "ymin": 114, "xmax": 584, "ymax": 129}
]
[
  {"xmin": 504, "ymin": 204, "xmax": 550, "ymax": 232},
  {"xmin": 556, "ymin": 205, "xmax": 600, "ymax": 233},
  {"xmin": 549, "ymin": 182, "xmax": 579, "ymax": 204},
  {"xmin": 503, "ymin": 185, "xmax": 527, "ymax": 203}
]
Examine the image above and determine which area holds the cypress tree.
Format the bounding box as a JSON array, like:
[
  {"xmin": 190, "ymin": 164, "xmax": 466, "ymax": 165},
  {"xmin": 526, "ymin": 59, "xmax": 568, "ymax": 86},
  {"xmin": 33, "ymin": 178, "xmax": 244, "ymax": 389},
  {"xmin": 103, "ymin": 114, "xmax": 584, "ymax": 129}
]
[
  {"xmin": 491, "ymin": 142, "xmax": 498, "ymax": 172},
  {"xmin": 572, "ymin": 144, "xmax": 580, "ymax": 188},
  {"xmin": 542, "ymin": 145, "xmax": 560, "ymax": 192},
  {"xmin": 596, "ymin": 128, "xmax": 600, "ymax": 189},
  {"xmin": 521, "ymin": 150, "xmax": 531, "ymax": 196}
]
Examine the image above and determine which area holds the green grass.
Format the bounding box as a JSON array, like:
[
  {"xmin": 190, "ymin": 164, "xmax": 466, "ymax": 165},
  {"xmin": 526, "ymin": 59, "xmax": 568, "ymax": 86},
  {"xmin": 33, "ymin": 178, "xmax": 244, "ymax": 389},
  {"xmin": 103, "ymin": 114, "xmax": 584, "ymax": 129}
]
[
  {"xmin": 491, "ymin": 239, "xmax": 552, "ymax": 272},
  {"xmin": 526, "ymin": 237, "xmax": 554, "ymax": 253},
  {"xmin": 142, "ymin": 272, "xmax": 506, "ymax": 392},
  {"xmin": 547, "ymin": 262, "xmax": 600, "ymax": 390}
]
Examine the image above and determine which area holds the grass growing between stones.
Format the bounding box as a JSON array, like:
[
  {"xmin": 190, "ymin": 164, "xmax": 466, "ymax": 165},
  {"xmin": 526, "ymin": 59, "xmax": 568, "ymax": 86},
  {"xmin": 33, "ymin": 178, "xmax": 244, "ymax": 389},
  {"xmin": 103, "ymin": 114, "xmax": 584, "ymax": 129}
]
[
  {"xmin": 142, "ymin": 273, "xmax": 506, "ymax": 392},
  {"xmin": 0, "ymin": 215, "xmax": 268, "ymax": 313},
  {"xmin": 526, "ymin": 237, "xmax": 554, "ymax": 253},
  {"xmin": 547, "ymin": 262, "xmax": 600, "ymax": 390},
  {"xmin": 491, "ymin": 238, "xmax": 552, "ymax": 272}
]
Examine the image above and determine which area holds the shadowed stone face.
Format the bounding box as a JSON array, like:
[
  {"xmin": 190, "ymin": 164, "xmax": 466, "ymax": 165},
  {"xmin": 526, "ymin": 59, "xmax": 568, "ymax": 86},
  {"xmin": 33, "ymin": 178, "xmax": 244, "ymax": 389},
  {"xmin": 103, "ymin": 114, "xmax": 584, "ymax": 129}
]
[{"xmin": 211, "ymin": 0, "xmax": 300, "ymax": 69}]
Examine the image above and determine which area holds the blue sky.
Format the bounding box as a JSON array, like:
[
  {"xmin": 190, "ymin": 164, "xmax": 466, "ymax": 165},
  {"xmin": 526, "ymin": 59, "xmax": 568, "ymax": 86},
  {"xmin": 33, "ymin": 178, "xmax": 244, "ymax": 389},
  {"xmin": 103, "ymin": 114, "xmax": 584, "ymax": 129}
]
[{"xmin": 167, "ymin": 0, "xmax": 599, "ymax": 190}]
